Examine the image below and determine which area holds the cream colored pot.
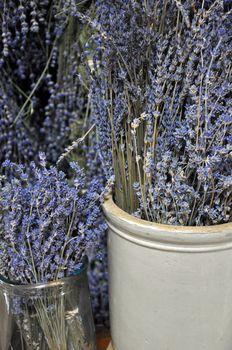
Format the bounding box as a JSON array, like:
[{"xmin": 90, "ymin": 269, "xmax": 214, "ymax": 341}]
[{"xmin": 103, "ymin": 196, "xmax": 232, "ymax": 350}]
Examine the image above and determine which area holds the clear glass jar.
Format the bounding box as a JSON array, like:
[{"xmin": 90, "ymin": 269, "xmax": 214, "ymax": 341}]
[{"xmin": 0, "ymin": 259, "xmax": 96, "ymax": 350}]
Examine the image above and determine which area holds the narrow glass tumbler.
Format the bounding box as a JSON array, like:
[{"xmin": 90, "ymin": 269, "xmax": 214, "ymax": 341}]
[{"xmin": 0, "ymin": 261, "xmax": 96, "ymax": 350}]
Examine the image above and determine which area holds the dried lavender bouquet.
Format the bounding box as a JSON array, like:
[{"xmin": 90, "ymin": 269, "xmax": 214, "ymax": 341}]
[
  {"xmin": 0, "ymin": 153, "xmax": 105, "ymax": 349},
  {"xmin": 0, "ymin": 0, "xmax": 110, "ymax": 328},
  {"xmin": 0, "ymin": 0, "xmax": 89, "ymax": 167},
  {"xmin": 89, "ymin": 0, "xmax": 232, "ymax": 226}
]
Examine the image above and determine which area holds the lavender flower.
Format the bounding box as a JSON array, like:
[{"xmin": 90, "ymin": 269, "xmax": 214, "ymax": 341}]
[
  {"xmin": 0, "ymin": 79, "xmax": 38, "ymax": 168},
  {"xmin": 0, "ymin": 0, "xmax": 90, "ymax": 165},
  {"xmin": 0, "ymin": 0, "xmax": 110, "ymax": 326},
  {"xmin": 0, "ymin": 153, "xmax": 105, "ymax": 284},
  {"xmin": 88, "ymin": 0, "xmax": 232, "ymax": 226}
]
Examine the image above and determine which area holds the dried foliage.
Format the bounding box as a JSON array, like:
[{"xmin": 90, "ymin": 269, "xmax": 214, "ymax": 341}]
[{"xmin": 89, "ymin": 0, "xmax": 232, "ymax": 225}]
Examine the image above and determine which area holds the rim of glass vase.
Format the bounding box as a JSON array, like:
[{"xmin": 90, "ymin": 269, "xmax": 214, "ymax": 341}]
[{"xmin": 0, "ymin": 256, "xmax": 88, "ymax": 291}]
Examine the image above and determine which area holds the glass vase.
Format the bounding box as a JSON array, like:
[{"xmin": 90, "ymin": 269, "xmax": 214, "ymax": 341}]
[{"xmin": 0, "ymin": 260, "xmax": 96, "ymax": 350}]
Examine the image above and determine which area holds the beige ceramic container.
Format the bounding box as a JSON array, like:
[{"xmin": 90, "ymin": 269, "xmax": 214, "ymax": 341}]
[{"xmin": 103, "ymin": 196, "xmax": 232, "ymax": 350}]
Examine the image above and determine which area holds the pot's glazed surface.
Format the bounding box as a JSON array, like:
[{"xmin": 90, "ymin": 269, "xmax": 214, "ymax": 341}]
[{"xmin": 103, "ymin": 196, "xmax": 232, "ymax": 350}]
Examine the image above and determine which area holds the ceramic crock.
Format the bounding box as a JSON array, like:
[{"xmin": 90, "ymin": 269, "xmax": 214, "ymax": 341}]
[{"xmin": 103, "ymin": 195, "xmax": 232, "ymax": 350}]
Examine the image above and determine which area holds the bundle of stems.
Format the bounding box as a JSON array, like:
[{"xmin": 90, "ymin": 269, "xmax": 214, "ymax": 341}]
[{"xmin": 90, "ymin": 0, "xmax": 232, "ymax": 225}]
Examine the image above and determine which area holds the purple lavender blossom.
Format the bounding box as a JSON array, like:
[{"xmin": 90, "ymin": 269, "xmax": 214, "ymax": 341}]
[
  {"xmin": 0, "ymin": 153, "xmax": 105, "ymax": 284},
  {"xmin": 0, "ymin": 0, "xmax": 110, "ymax": 326},
  {"xmin": 0, "ymin": 0, "xmax": 89, "ymax": 165},
  {"xmin": 89, "ymin": 0, "xmax": 232, "ymax": 226}
]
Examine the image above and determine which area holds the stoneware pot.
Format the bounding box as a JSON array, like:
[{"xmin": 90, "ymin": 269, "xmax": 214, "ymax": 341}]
[{"xmin": 103, "ymin": 195, "xmax": 232, "ymax": 350}]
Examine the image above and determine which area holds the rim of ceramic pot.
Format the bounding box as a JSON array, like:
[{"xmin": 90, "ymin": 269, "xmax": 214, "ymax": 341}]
[
  {"xmin": 0, "ymin": 257, "xmax": 88, "ymax": 291},
  {"xmin": 102, "ymin": 195, "xmax": 232, "ymax": 252}
]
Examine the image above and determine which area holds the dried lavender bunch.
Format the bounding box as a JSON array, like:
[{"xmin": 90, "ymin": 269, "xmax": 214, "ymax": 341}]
[
  {"xmin": 88, "ymin": 242, "xmax": 109, "ymax": 328},
  {"xmin": 0, "ymin": 153, "xmax": 106, "ymax": 284},
  {"xmin": 89, "ymin": 0, "xmax": 232, "ymax": 226},
  {"xmin": 0, "ymin": 0, "xmax": 89, "ymax": 165},
  {"xmin": 40, "ymin": 11, "xmax": 89, "ymax": 163},
  {"xmin": 0, "ymin": 78, "xmax": 38, "ymax": 167},
  {"xmin": 57, "ymin": 129, "xmax": 112, "ymax": 327},
  {"xmin": 0, "ymin": 0, "xmax": 109, "ymax": 326}
]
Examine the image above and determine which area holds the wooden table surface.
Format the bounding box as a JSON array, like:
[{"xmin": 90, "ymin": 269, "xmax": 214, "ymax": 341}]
[{"xmin": 96, "ymin": 328, "xmax": 111, "ymax": 350}]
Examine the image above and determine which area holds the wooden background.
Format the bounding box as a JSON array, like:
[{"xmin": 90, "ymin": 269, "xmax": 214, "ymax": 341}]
[{"xmin": 96, "ymin": 328, "xmax": 111, "ymax": 350}]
